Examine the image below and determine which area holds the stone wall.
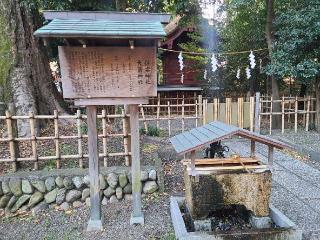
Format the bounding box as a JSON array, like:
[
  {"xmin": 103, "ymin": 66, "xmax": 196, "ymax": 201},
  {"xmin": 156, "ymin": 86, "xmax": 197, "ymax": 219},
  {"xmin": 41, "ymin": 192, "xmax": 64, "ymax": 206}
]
[{"xmin": 0, "ymin": 166, "xmax": 161, "ymax": 215}]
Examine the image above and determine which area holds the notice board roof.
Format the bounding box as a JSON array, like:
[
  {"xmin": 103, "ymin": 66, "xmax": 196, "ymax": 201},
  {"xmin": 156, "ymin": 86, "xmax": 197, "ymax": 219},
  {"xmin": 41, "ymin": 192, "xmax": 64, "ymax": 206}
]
[
  {"xmin": 170, "ymin": 121, "xmax": 290, "ymax": 155},
  {"xmin": 34, "ymin": 19, "xmax": 166, "ymax": 39},
  {"xmin": 42, "ymin": 11, "xmax": 171, "ymax": 24}
]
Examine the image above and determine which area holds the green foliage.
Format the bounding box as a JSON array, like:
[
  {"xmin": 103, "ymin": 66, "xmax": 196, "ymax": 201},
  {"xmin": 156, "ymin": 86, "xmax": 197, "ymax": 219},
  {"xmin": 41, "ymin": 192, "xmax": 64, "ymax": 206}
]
[
  {"xmin": 266, "ymin": 1, "xmax": 320, "ymax": 85},
  {"xmin": 172, "ymin": 0, "xmax": 201, "ymax": 26},
  {"xmin": 219, "ymin": 0, "xmax": 268, "ymax": 95},
  {"xmin": 0, "ymin": 15, "xmax": 12, "ymax": 102},
  {"xmin": 140, "ymin": 126, "xmax": 164, "ymax": 137},
  {"xmin": 220, "ymin": 0, "xmax": 320, "ymax": 94},
  {"xmin": 179, "ymin": 32, "xmax": 207, "ymax": 68}
]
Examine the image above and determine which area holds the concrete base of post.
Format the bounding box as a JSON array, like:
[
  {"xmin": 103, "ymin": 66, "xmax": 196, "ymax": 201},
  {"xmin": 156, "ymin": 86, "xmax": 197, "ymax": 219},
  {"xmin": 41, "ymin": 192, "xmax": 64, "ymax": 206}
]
[
  {"xmin": 130, "ymin": 213, "xmax": 145, "ymax": 225},
  {"xmin": 87, "ymin": 217, "xmax": 104, "ymax": 232}
]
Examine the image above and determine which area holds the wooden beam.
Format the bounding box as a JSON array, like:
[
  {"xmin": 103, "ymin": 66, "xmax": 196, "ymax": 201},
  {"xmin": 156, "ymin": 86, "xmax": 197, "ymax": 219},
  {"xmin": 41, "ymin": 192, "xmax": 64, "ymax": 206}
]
[
  {"xmin": 129, "ymin": 104, "xmax": 144, "ymax": 225},
  {"xmin": 187, "ymin": 165, "xmax": 268, "ymax": 172},
  {"xmin": 74, "ymin": 97, "xmax": 148, "ymax": 106},
  {"xmin": 86, "ymin": 106, "xmax": 103, "ymax": 231},
  {"xmin": 181, "ymin": 157, "xmax": 259, "ymax": 166}
]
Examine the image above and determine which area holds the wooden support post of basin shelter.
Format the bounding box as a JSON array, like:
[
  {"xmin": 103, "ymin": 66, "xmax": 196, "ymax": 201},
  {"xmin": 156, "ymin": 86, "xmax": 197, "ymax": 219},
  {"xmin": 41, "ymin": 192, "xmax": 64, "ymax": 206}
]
[{"xmin": 268, "ymin": 145, "xmax": 274, "ymax": 170}]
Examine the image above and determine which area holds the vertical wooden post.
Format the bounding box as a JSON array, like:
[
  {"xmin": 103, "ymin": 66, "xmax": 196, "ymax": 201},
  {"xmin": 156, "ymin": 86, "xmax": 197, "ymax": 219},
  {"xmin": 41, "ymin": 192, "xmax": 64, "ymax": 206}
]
[
  {"xmin": 122, "ymin": 108, "xmax": 130, "ymax": 166},
  {"xmin": 124, "ymin": 105, "xmax": 132, "ymax": 166},
  {"xmin": 250, "ymin": 140, "xmax": 256, "ymax": 158},
  {"xmin": 203, "ymin": 99, "xmax": 207, "ymax": 125},
  {"xmin": 101, "ymin": 109, "xmax": 108, "ymax": 167},
  {"xmin": 77, "ymin": 110, "xmax": 84, "ymax": 168},
  {"xmin": 214, "ymin": 98, "xmax": 218, "ymax": 121},
  {"xmin": 182, "ymin": 99, "xmax": 185, "ymax": 132},
  {"xmin": 288, "ymin": 98, "xmax": 292, "ymax": 123},
  {"xmin": 167, "ymin": 101, "xmax": 171, "ymax": 136},
  {"xmin": 237, "ymin": 98, "xmax": 240, "ymax": 127},
  {"xmin": 156, "ymin": 94, "xmax": 160, "ymax": 129},
  {"xmin": 6, "ymin": 110, "xmax": 17, "ymax": 172},
  {"xmin": 140, "ymin": 104, "xmax": 148, "ymax": 133},
  {"xmin": 303, "ymin": 97, "xmax": 306, "ymax": 125},
  {"xmin": 269, "ymin": 96, "xmax": 273, "ymax": 135},
  {"xmin": 54, "ymin": 110, "xmax": 60, "ymax": 169},
  {"xmin": 294, "ymin": 96, "xmax": 298, "ymax": 133},
  {"xmin": 255, "ymin": 92, "xmax": 261, "ymax": 133},
  {"xmin": 250, "ymin": 96, "xmax": 254, "ymax": 132},
  {"xmin": 190, "ymin": 150, "xmax": 196, "ymax": 176},
  {"xmin": 306, "ymin": 96, "xmax": 311, "ymax": 131},
  {"xmin": 226, "ymin": 98, "xmax": 231, "ymax": 125},
  {"xmin": 281, "ymin": 96, "xmax": 285, "ymax": 134},
  {"xmin": 129, "ymin": 104, "xmax": 144, "ymax": 225},
  {"xmin": 237, "ymin": 97, "xmax": 244, "ymax": 128},
  {"xmin": 29, "ymin": 111, "xmax": 38, "ymax": 170},
  {"xmin": 195, "ymin": 100, "xmax": 198, "ymax": 128},
  {"xmin": 198, "ymin": 95, "xmax": 203, "ymax": 125},
  {"xmin": 86, "ymin": 106, "xmax": 103, "ymax": 231},
  {"xmin": 190, "ymin": 150, "xmax": 199, "ymax": 182},
  {"xmin": 268, "ymin": 146, "xmax": 274, "ymax": 170}
]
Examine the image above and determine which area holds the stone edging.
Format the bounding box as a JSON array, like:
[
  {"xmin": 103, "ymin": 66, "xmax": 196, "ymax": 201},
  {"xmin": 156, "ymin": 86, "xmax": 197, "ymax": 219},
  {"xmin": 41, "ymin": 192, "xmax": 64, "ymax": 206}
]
[{"xmin": 0, "ymin": 166, "xmax": 159, "ymax": 215}]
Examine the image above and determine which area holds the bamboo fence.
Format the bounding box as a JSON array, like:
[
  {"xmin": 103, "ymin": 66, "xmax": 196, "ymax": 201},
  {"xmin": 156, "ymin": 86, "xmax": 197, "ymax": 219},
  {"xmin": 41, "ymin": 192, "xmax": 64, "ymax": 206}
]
[
  {"xmin": 0, "ymin": 99, "xmax": 204, "ymax": 172},
  {"xmin": 0, "ymin": 94, "xmax": 316, "ymax": 172},
  {"xmin": 207, "ymin": 95, "xmax": 317, "ymax": 135},
  {"xmin": 259, "ymin": 95, "xmax": 316, "ymax": 134},
  {"xmin": 139, "ymin": 95, "xmax": 203, "ymax": 135},
  {"xmin": 0, "ymin": 109, "xmax": 132, "ymax": 172}
]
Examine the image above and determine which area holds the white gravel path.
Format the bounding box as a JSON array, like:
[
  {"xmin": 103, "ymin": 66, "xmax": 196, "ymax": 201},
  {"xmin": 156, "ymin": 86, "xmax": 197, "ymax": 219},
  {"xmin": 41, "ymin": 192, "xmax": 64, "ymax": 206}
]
[{"xmin": 226, "ymin": 139, "xmax": 320, "ymax": 240}]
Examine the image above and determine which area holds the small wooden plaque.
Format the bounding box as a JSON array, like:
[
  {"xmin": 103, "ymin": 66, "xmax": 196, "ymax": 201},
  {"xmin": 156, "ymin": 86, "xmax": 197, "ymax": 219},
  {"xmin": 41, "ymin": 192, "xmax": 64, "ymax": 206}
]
[{"xmin": 59, "ymin": 46, "xmax": 157, "ymax": 99}]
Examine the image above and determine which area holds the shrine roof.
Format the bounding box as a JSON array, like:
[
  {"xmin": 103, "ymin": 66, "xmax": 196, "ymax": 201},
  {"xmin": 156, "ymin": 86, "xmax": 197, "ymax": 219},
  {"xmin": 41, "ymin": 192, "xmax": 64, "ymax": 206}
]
[
  {"xmin": 34, "ymin": 19, "xmax": 166, "ymax": 39},
  {"xmin": 170, "ymin": 121, "xmax": 291, "ymax": 155}
]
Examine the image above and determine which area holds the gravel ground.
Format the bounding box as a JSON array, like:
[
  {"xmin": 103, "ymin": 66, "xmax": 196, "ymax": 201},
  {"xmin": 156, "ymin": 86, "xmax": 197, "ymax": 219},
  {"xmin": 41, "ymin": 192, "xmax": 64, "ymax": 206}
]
[
  {"xmin": 271, "ymin": 129, "xmax": 320, "ymax": 153},
  {"xmin": 0, "ymin": 196, "xmax": 174, "ymax": 240},
  {"xmin": 270, "ymin": 129, "xmax": 320, "ymax": 171},
  {"xmin": 1, "ymin": 118, "xmax": 319, "ymax": 240},
  {"xmin": 0, "ymin": 135, "xmax": 181, "ymax": 240}
]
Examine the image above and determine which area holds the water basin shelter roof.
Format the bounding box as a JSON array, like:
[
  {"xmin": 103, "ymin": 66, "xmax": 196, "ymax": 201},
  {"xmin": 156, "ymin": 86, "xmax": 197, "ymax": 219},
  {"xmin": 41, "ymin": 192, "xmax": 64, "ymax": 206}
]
[
  {"xmin": 170, "ymin": 121, "xmax": 290, "ymax": 155},
  {"xmin": 34, "ymin": 19, "xmax": 166, "ymax": 39}
]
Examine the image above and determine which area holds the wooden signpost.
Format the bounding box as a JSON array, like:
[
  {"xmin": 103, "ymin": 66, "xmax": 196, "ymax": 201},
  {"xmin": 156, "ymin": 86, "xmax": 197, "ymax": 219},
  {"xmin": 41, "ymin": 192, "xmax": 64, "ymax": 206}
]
[
  {"xmin": 34, "ymin": 13, "xmax": 166, "ymax": 232},
  {"xmin": 59, "ymin": 46, "xmax": 157, "ymax": 230},
  {"xmin": 59, "ymin": 46, "xmax": 157, "ymax": 99}
]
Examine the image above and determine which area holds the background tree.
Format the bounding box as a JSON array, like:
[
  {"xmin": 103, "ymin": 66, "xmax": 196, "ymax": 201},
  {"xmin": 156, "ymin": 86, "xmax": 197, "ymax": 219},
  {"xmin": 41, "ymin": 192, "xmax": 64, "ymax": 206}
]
[
  {"xmin": 266, "ymin": 0, "xmax": 320, "ymax": 129},
  {"xmin": 219, "ymin": 0, "xmax": 268, "ymax": 96},
  {"xmin": 0, "ymin": 0, "xmax": 174, "ymax": 136}
]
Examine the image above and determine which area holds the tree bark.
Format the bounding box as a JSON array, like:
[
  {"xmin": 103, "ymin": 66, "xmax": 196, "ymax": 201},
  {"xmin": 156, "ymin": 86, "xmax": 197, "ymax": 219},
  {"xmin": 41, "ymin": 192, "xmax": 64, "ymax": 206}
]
[
  {"xmin": 266, "ymin": 0, "xmax": 281, "ymax": 129},
  {"xmin": 0, "ymin": 0, "xmax": 66, "ymax": 136}
]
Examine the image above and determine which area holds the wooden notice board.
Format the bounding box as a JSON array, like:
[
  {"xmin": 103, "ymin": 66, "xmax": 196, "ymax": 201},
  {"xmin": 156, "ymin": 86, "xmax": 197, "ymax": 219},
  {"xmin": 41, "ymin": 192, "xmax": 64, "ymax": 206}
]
[{"xmin": 58, "ymin": 46, "xmax": 157, "ymax": 99}]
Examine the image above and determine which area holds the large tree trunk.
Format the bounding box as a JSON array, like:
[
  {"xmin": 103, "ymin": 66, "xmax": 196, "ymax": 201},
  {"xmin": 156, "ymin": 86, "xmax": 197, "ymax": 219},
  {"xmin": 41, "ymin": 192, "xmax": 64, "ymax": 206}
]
[
  {"xmin": 266, "ymin": 0, "xmax": 281, "ymax": 129},
  {"xmin": 1, "ymin": 0, "xmax": 66, "ymax": 136}
]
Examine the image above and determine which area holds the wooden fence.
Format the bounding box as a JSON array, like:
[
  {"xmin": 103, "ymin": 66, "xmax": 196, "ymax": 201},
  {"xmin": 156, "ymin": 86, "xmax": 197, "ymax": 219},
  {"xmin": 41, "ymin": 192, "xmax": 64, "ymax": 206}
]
[
  {"xmin": 204, "ymin": 94, "xmax": 317, "ymax": 135},
  {"xmin": 0, "ymin": 94, "xmax": 317, "ymax": 172},
  {"xmin": 0, "ymin": 109, "xmax": 132, "ymax": 172},
  {"xmin": 0, "ymin": 99, "xmax": 203, "ymax": 172},
  {"xmin": 259, "ymin": 95, "xmax": 316, "ymax": 134},
  {"xmin": 145, "ymin": 94, "xmax": 201, "ymax": 115},
  {"xmin": 205, "ymin": 97, "xmax": 255, "ymax": 131},
  {"xmin": 139, "ymin": 97, "xmax": 202, "ymax": 136}
]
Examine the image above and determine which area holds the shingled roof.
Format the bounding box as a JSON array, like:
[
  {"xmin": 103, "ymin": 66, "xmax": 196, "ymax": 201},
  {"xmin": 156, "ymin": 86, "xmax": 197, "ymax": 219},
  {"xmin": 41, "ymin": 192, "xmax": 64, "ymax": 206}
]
[
  {"xmin": 170, "ymin": 121, "xmax": 291, "ymax": 155},
  {"xmin": 34, "ymin": 19, "xmax": 166, "ymax": 39}
]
